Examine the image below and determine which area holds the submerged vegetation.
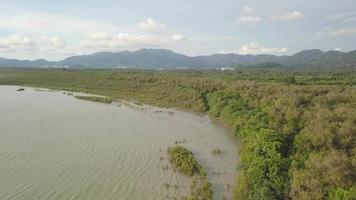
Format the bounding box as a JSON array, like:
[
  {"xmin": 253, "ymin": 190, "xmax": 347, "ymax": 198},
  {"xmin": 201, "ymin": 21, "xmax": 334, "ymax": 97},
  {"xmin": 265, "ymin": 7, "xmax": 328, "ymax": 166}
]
[
  {"xmin": 0, "ymin": 68, "xmax": 355, "ymax": 200},
  {"xmin": 74, "ymin": 95, "xmax": 113, "ymax": 104},
  {"xmin": 167, "ymin": 145, "xmax": 213, "ymax": 200},
  {"xmin": 167, "ymin": 145, "xmax": 204, "ymax": 177},
  {"xmin": 212, "ymin": 148, "xmax": 223, "ymax": 155}
]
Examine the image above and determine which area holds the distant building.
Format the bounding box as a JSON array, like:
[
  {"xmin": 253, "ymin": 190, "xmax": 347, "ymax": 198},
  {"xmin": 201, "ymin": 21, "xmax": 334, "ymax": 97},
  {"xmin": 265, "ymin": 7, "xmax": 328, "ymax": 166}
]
[{"xmin": 220, "ymin": 67, "xmax": 234, "ymax": 71}]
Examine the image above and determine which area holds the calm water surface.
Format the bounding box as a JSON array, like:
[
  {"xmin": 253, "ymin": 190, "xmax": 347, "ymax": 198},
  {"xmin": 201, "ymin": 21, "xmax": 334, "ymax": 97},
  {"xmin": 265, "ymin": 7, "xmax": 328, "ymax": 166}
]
[{"xmin": 0, "ymin": 85, "xmax": 239, "ymax": 200}]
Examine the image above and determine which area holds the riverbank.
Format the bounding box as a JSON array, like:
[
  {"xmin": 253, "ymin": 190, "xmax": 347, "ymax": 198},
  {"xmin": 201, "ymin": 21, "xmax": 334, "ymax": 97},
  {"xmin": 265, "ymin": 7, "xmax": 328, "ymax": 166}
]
[
  {"xmin": 1, "ymin": 69, "xmax": 355, "ymax": 200},
  {"xmin": 0, "ymin": 85, "xmax": 239, "ymax": 199}
]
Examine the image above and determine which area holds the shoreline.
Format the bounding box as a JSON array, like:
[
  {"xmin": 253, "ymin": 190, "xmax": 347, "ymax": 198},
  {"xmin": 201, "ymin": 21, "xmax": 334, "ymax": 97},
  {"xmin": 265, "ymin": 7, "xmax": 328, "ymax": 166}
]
[{"xmin": 1, "ymin": 84, "xmax": 239, "ymax": 199}]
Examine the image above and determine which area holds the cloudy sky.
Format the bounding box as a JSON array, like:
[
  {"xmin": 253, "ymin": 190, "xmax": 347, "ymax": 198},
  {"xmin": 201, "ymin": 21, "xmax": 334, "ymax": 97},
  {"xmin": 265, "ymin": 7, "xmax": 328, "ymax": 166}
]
[{"xmin": 0, "ymin": 0, "xmax": 355, "ymax": 60}]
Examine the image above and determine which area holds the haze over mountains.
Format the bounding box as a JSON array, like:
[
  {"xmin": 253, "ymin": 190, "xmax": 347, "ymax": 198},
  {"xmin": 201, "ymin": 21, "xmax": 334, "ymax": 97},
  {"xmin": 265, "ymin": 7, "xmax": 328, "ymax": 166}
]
[{"xmin": 0, "ymin": 48, "xmax": 355, "ymax": 71}]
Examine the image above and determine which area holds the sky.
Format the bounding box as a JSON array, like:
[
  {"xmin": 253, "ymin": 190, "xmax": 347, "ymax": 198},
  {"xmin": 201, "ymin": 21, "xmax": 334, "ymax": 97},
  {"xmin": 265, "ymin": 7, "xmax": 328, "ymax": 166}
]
[{"xmin": 0, "ymin": 0, "xmax": 355, "ymax": 60}]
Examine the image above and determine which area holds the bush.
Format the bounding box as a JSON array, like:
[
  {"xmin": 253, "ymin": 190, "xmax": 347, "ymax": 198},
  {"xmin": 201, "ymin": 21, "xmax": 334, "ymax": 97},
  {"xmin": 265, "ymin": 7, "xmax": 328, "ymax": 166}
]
[
  {"xmin": 167, "ymin": 145, "xmax": 203, "ymax": 176},
  {"xmin": 327, "ymin": 187, "xmax": 356, "ymax": 200},
  {"xmin": 167, "ymin": 145, "xmax": 213, "ymax": 200},
  {"xmin": 290, "ymin": 150, "xmax": 354, "ymax": 200}
]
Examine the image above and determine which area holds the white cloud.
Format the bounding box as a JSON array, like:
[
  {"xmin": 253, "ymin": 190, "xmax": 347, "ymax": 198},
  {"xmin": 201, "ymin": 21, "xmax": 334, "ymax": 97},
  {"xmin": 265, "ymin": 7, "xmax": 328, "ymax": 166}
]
[
  {"xmin": 238, "ymin": 42, "xmax": 288, "ymax": 55},
  {"xmin": 273, "ymin": 11, "xmax": 304, "ymax": 21},
  {"xmin": 328, "ymin": 11, "xmax": 356, "ymax": 22},
  {"xmin": 237, "ymin": 16, "xmax": 261, "ymax": 24},
  {"xmin": 0, "ymin": 12, "xmax": 186, "ymax": 58},
  {"xmin": 242, "ymin": 6, "xmax": 254, "ymax": 14},
  {"xmin": 328, "ymin": 27, "xmax": 356, "ymax": 36},
  {"xmin": 138, "ymin": 18, "xmax": 156, "ymax": 29},
  {"xmin": 89, "ymin": 32, "xmax": 114, "ymax": 41},
  {"xmin": 80, "ymin": 31, "xmax": 185, "ymax": 52},
  {"xmin": 0, "ymin": 34, "xmax": 81, "ymax": 58},
  {"xmin": 137, "ymin": 18, "xmax": 168, "ymax": 33},
  {"xmin": 172, "ymin": 34, "xmax": 185, "ymax": 42},
  {"xmin": 0, "ymin": 11, "xmax": 120, "ymax": 36},
  {"xmin": 78, "ymin": 18, "xmax": 185, "ymax": 51},
  {"xmin": 50, "ymin": 36, "xmax": 66, "ymax": 48},
  {"xmin": 219, "ymin": 42, "xmax": 288, "ymax": 55},
  {"xmin": 80, "ymin": 32, "xmax": 150, "ymax": 50},
  {"xmin": 237, "ymin": 6, "xmax": 261, "ymax": 24},
  {"xmin": 334, "ymin": 48, "xmax": 342, "ymax": 51},
  {"xmin": 0, "ymin": 34, "xmax": 36, "ymax": 52},
  {"xmin": 317, "ymin": 26, "xmax": 356, "ymax": 37}
]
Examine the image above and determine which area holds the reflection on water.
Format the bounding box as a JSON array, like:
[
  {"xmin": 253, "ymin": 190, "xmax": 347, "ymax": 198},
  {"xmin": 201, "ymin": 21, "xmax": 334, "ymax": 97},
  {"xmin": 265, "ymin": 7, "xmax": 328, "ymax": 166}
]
[{"xmin": 0, "ymin": 86, "xmax": 239, "ymax": 200}]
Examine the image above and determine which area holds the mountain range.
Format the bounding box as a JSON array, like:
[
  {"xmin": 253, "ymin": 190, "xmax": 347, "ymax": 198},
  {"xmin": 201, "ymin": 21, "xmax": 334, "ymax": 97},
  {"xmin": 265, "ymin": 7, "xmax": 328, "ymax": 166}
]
[{"xmin": 0, "ymin": 48, "xmax": 355, "ymax": 71}]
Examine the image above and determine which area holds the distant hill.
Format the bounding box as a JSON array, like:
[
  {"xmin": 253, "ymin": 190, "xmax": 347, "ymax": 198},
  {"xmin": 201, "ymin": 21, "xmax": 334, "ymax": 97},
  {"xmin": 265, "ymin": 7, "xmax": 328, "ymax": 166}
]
[
  {"xmin": 58, "ymin": 49, "xmax": 194, "ymax": 69},
  {"xmin": 0, "ymin": 48, "xmax": 355, "ymax": 71},
  {"xmin": 0, "ymin": 58, "xmax": 54, "ymax": 68}
]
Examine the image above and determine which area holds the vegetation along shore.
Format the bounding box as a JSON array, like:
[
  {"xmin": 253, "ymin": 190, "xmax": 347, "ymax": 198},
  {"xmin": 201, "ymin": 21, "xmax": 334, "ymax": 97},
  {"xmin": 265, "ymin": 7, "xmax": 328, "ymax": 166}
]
[{"xmin": 0, "ymin": 68, "xmax": 355, "ymax": 200}]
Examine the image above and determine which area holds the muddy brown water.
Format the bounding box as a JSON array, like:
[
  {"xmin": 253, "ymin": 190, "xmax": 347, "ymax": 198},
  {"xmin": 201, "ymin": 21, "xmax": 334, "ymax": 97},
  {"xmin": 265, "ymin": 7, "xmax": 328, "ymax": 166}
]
[{"xmin": 0, "ymin": 85, "xmax": 239, "ymax": 200}]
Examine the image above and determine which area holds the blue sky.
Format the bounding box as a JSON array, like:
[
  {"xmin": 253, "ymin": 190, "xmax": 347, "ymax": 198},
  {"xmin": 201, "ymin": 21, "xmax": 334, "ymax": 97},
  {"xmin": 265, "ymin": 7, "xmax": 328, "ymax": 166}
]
[{"xmin": 0, "ymin": 0, "xmax": 355, "ymax": 60}]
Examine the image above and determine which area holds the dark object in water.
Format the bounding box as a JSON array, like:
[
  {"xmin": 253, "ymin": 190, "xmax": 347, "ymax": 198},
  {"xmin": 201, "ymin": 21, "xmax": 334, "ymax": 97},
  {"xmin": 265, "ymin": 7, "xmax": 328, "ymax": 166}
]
[
  {"xmin": 212, "ymin": 148, "xmax": 225, "ymax": 155},
  {"xmin": 16, "ymin": 88, "xmax": 25, "ymax": 91}
]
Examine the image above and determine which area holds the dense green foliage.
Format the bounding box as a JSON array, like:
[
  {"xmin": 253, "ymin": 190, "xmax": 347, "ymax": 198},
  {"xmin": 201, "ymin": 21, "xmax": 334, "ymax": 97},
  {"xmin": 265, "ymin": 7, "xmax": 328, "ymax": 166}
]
[
  {"xmin": 0, "ymin": 68, "xmax": 355, "ymax": 200},
  {"xmin": 167, "ymin": 145, "xmax": 203, "ymax": 176},
  {"xmin": 207, "ymin": 91, "xmax": 288, "ymax": 199},
  {"xmin": 167, "ymin": 145, "xmax": 213, "ymax": 200},
  {"xmin": 327, "ymin": 187, "xmax": 356, "ymax": 200}
]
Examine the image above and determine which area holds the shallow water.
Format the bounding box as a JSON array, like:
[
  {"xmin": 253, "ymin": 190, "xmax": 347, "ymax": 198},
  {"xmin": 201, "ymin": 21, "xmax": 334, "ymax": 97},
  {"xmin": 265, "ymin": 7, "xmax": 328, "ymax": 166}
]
[{"xmin": 0, "ymin": 85, "xmax": 239, "ymax": 200}]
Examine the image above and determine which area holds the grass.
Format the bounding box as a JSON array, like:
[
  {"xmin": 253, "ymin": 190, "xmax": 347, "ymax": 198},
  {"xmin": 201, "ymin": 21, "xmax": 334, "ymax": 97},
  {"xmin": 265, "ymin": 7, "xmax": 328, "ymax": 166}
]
[{"xmin": 74, "ymin": 95, "xmax": 113, "ymax": 104}]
